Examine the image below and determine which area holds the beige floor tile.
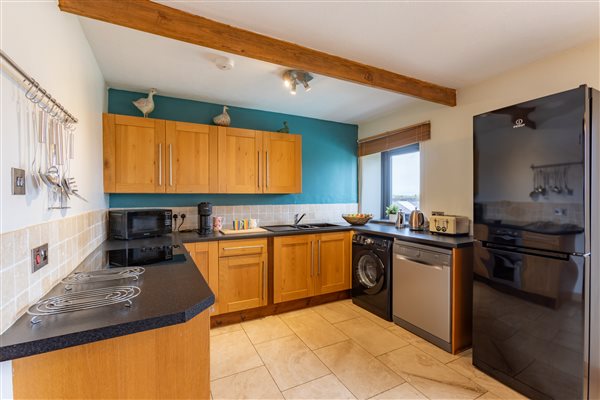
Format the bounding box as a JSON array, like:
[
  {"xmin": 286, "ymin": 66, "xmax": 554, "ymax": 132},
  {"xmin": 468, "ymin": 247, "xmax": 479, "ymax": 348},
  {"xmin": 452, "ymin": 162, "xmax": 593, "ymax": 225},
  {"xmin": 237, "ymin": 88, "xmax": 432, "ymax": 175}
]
[
  {"xmin": 368, "ymin": 383, "xmax": 427, "ymax": 399},
  {"xmin": 386, "ymin": 325, "xmax": 422, "ymax": 344},
  {"xmin": 279, "ymin": 307, "xmax": 318, "ymax": 321},
  {"xmin": 210, "ymin": 330, "xmax": 263, "ymax": 380},
  {"xmin": 283, "ymin": 311, "xmax": 348, "ymax": 350},
  {"xmin": 315, "ymin": 340, "xmax": 404, "ymax": 400},
  {"xmin": 378, "ymin": 346, "xmax": 485, "ymax": 399},
  {"xmin": 283, "ymin": 374, "xmax": 356, "ymax": 400},
  {"xmin": 412, "ymin": 338, "xmax": 461, "ymax": 364},
  {"xmin": 242, "ymin": 315, "xmax": 294, "ymax": 344},
  {"xmin": 335, "ymin": 317, "xmax": 409, "ymax": 356},
  {"xmin": 447, "ymin": 355, "xmax": 528, "ymax": 399},
  {"xmin": 211, "ymin": 366, "xmax": 284, "ymax": 400},
  {"xmin": 210, "ymin": 323, "xmax": 243, "ymax": 337},
  {"xmin": 313, "ymin": 301, "xmax": 361, "ymax": 324},
  {"xmin": 346, "ymin": 302, "xmax": 395, "ymax": 328},
  {"xmin": 255, "ymin": 335, "xmax": 330, "ymax": 391},
  {"xmin": 407, "ymin": 376, "xmax": 486, "ymax": 400}
]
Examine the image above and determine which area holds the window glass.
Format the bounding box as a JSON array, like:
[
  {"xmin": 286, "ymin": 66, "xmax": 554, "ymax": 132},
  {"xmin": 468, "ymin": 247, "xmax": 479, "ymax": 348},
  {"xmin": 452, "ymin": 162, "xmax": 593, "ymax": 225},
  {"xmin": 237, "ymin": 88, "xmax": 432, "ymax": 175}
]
[{"xmin": 390, "ymin": 150, "xmax": 420, "ymax": 213}]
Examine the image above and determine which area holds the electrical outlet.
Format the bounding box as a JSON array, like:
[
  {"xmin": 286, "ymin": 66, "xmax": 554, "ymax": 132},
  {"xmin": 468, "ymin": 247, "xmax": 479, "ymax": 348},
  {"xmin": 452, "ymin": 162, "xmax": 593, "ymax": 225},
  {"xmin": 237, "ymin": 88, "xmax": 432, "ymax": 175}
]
[
  {"xmin": 11, "ymin": 167, "xmax": 26, "ymax": 195},
  {"xmin": 31, "ymin": 243, "xmax": 49, "ymax": 273}
]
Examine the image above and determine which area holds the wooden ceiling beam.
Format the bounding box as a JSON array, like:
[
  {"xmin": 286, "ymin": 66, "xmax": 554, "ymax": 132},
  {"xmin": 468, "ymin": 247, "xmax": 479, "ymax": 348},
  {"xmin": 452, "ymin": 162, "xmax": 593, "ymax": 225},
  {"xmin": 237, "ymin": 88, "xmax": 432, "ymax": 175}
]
[{"xmin": 58, "ymin": 0, "xmax": 456, "ymax": 106}]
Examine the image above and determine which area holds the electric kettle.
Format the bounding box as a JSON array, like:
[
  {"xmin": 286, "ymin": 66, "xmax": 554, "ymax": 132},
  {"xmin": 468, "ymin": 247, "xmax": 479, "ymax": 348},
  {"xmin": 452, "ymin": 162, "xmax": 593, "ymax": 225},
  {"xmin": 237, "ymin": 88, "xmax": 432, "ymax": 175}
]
[{"xmin": 408, "ymin": 209, "xmax": 428, "ymax": 231}]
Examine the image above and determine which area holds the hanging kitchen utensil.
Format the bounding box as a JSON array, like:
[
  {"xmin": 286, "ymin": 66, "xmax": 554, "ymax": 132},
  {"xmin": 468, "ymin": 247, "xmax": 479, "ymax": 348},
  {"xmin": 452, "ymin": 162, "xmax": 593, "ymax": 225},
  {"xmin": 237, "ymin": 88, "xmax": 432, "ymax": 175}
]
[
  {"xmin": 30, "ymin": 109, "xmax": 41, "ymax": 188},
  {"xmin": 551, "ymin": 168, "xmax": 562, "ymax": 193},
  {"xmin": 529, "ymin": 170, "xmax": 540, "ymax": 200},
  {"xmin": 564, "ymin": 167, "xmax": 574, "ymax": 195}
]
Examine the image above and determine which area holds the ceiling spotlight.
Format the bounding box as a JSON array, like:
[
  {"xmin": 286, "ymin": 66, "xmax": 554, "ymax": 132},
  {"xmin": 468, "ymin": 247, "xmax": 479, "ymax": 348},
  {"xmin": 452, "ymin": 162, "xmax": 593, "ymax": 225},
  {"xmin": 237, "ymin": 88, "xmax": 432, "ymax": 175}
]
[{"xmin": 282, "ymin": 70, "xmax": 313, "ymax": 95}]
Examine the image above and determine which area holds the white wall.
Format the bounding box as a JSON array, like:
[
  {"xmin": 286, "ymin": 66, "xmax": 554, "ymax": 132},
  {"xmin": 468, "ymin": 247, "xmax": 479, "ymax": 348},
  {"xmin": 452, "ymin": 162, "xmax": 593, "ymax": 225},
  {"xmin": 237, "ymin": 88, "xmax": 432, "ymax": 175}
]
[
  {"xmin": 359, "ymin": 152, "xmax": 382, "ymax": 216},
  {"xmin": 1, "ymin": 1, "xmax": 107, "ymax": 234},
  {"xmin": 0, "ymin": 2, "xmax": 107, "ymax": 398},
  {"xmin": 358, "ymin": 40, "xmax": 600, "ymax": 219}
]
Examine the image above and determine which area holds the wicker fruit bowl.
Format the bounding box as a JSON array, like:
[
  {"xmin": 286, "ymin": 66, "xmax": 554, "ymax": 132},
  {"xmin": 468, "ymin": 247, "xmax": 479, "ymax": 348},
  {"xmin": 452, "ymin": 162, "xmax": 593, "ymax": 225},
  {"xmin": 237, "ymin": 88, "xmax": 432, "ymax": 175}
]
[{"xmin": 342, "ymin": 214, "xmax": 373, "ymax": 225}]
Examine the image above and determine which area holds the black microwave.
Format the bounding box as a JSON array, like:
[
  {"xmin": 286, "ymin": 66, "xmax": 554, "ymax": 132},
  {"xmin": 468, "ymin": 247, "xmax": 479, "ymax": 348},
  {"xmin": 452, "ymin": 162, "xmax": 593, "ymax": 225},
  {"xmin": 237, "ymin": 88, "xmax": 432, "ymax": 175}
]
[{"xmin": 109, "ymin": 209, "xmax": 172, "ymax": 240}]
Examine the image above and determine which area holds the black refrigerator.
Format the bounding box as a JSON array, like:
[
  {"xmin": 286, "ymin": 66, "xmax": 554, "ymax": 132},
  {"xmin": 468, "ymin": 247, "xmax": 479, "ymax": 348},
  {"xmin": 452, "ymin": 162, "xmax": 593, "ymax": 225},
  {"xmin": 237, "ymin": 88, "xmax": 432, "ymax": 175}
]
[{"xmin": 473, "ymin": 85, "xmax": 598, "ymax": 400}]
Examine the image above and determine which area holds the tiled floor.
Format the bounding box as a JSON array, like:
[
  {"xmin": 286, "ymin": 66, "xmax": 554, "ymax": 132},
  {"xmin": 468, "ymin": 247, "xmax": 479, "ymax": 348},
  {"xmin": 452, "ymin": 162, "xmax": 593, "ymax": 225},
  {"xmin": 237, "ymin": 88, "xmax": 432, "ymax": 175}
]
[{"xmin": 210, "ymin": 299, "xmax": 527, "ymax": 400}]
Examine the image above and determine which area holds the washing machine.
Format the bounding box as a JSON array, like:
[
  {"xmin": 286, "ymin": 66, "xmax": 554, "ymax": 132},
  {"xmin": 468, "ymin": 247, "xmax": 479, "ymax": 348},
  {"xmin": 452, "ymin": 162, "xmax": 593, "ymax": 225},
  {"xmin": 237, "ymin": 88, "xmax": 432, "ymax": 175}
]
[{"xmin": 352, "ymin": 233, "xmax": 393, "ymax": 321}]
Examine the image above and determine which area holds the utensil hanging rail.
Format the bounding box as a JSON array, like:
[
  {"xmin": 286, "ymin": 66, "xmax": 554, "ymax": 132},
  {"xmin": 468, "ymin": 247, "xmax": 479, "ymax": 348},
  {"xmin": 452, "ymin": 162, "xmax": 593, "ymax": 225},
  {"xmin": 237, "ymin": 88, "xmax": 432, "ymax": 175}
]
[
  {"xmin": 530, "ymin": 161, "xmax": 583, "ymax": 169},
  {"xmin": 0, "ymin": 50, "xmax": 78, "ymax": 124}
]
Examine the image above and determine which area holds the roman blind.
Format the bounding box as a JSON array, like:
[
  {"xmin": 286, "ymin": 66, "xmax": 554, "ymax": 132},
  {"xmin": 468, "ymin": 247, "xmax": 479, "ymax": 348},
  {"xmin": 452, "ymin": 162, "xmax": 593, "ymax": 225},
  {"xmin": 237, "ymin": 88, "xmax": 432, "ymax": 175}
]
[{"xmin": 357, "ymin": 121, "xmax": 430, "ymax": 156}]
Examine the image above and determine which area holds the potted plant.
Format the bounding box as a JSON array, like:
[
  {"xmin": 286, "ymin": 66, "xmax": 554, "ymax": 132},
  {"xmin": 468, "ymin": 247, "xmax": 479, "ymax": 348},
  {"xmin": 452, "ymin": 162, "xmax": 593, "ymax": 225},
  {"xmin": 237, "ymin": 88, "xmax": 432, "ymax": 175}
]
[{"xmin": 385, "ymin": 204, "xmax": 400, "ymax": 221}]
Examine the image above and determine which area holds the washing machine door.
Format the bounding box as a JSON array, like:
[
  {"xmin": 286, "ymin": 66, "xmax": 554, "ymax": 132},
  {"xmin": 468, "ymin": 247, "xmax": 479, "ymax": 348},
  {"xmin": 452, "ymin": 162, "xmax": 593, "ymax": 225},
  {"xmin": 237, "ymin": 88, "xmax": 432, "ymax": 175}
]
[{"xmin": 354, "ymin": 251, "xmax": 385, "ymax": 295}]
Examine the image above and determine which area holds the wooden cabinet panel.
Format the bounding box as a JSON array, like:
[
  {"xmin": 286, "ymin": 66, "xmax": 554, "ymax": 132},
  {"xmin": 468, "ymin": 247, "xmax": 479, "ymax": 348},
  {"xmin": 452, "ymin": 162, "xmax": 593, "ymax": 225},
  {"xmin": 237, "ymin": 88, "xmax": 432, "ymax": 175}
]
[
  {"xmin": 165, "ymin": 121, "xmax": 218, "ymax": 193},
  {"xmin": 273, "ymin": 235, "xmax": 316, "ymax": 303},
  {"xmin": 218, "ymin": 253, "xmax": 267, "ymax": 313},
  {"xmin": 185, "ymin": 242, "xmax": 220, "ymax": 315},
  {"xmin": 218, "ymin": 238, "xmax": 267, "ymax": 257},
  {"xmin": 218, "ymin": 127, "xmax": 262, "ymax": 193},
  {"xmin": 13, "ymin": 310, "xmax": 210, "ymax": 399},
  {"xmin": 104, "ymin": 114, "xmax": 165, "ymax": 193},
  {"xmin": 263, "ymin": 132, "xmax": 302, "ymax": 194},
  {"xmin": 315, "ymin": 232, "xmax": 351, "ymax": 295}
]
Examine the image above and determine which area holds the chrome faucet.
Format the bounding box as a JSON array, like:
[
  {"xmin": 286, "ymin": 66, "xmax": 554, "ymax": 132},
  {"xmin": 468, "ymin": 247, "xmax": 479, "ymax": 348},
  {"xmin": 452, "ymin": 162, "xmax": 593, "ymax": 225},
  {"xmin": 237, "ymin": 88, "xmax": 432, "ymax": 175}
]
[{"xmin": 294, "ymin": 213, "xmax": 306, "ymax": 226}]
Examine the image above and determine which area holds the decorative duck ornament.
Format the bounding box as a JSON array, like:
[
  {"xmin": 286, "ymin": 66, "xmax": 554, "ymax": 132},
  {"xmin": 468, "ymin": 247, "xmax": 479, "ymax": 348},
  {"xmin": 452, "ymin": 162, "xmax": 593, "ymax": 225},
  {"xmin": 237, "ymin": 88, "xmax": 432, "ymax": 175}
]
[
  {"xmin": 213, "ymin": 106, "xmax": 231, "ymax": 126},
  {"xmin": 132, "ymin": 88, "xmax": 157, "ymax": 118},
  {"xmin": 277, "ymin": 121, "xmax": 290, "ymax": 133}
]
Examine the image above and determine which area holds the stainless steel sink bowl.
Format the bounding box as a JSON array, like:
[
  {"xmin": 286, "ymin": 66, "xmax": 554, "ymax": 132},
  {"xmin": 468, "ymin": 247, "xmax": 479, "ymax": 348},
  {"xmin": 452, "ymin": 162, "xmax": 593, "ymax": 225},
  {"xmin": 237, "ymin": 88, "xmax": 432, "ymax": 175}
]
[{"xmin": 263, "ymin": 223, "xmax": 340, "ymax": 232}]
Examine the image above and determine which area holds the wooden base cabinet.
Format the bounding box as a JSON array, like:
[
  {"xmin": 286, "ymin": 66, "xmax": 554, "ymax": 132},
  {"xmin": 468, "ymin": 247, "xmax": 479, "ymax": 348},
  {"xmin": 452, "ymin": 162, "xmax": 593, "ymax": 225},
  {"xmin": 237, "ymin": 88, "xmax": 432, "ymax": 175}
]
[
  {"xmin": 184, "ymin": 242, "xmax": 219, "ymax": 315},
  {"xmin": 273, "ymin": 232, "xmax": 351, "ymax": 303},
  {"xmin": 12, "ymin": 311, "xmax": 210, "ymax": 399},
  {"xmin": 218, "ymin": 239, "xmax": 268, "ymax": 313}
]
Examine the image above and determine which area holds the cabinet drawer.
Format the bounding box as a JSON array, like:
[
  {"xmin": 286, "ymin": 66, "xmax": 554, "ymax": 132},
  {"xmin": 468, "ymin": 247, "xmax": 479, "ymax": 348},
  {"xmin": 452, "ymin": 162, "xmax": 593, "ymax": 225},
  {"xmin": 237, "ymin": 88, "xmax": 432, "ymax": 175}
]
[{"xmin": 219, "ymin": 239, "xmax": 267, "ymax": 257}]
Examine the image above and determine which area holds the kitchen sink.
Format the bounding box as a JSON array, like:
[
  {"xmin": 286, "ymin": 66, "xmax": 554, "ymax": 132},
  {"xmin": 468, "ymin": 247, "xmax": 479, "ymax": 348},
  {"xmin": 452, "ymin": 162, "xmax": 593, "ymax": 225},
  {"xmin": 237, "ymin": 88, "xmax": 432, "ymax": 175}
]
[{"xmin": 263, "ymin": 223, "xmax": 340, "ymax": 232}]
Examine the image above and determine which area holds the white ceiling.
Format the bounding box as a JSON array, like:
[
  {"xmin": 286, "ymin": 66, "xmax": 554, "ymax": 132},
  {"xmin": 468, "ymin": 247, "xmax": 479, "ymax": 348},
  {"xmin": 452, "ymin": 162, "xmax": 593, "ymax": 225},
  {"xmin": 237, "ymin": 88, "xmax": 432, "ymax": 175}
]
[{"xmin": 79, "ymin": 1, "xmax": 599, "ymax": 124}]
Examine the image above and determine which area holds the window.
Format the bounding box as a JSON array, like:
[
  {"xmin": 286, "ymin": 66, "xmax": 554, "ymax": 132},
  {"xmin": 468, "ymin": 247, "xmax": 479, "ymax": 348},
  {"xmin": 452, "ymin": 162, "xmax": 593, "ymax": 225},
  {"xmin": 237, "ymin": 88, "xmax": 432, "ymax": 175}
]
[{"xmin": 381, "ymin": 144, "xmax": 420, "ymax": 218}]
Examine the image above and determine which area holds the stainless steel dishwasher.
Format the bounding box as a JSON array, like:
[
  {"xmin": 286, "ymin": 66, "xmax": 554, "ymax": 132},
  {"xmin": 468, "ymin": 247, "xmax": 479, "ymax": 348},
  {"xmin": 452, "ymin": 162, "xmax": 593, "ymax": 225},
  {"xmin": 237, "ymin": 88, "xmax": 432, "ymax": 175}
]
[{"xmin": 392, "ymin": 240, "xmax": 452, "ymax": 351}]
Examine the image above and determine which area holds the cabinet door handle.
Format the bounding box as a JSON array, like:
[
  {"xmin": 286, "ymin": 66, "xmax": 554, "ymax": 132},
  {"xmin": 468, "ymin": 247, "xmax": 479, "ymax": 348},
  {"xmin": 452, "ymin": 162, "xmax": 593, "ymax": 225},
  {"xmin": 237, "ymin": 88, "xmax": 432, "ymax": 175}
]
[
  {"xmin": 262, "ymin": 260, "xmax": 267, "ymax": 301},
  {"xmin": 318, "ymin": 239, "xmax": 321, "ymax": 275},
  {"xmin": 258, "ymin": 151, "xmax": 261, "ymax": 189},
  {"xmin": 222, "ymin": 245, "xmax": 264, "ymax": 251},
  {"xmin": 158, "ymin": 143, "xmax": 162, "ymax": 186},
  {"xmin": 169, "ymin": 144, "xmax": 173, "ymax": 186},
  {"xmin": 310, "ymin": 240, "xmax": 314, "ymax": 277},
  {"xmin": 266, "ymin": 151, "xmax": 269, "ymax": 189}
]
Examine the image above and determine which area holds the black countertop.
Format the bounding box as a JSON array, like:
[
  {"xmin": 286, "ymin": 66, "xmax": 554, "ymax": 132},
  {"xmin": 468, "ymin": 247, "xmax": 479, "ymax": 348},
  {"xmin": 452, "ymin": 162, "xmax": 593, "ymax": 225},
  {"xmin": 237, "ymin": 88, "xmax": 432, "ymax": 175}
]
[
  {"xmin": 0, "ymin": 235, "xmax": 214, "ymax": 362},
  {"xmin": 179, "ymin": 222, "xmax": 473, "ymax": 249}
]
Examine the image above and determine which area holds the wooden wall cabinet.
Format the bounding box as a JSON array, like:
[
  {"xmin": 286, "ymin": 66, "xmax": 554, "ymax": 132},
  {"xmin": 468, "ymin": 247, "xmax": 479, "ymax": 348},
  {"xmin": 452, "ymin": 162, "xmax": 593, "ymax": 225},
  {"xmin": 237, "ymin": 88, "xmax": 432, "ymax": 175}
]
[
  {"xmin": 217, "ymin": 127, "xmax": 302, "ymax": 194},
  {"xmin": 263, "ymin": 131, "xmax": 302, "ymax": 194},
  {"xmin": 273, "ymin": 231, "xmax": 351, "ymax": 303},
  {"xmin": 165, "ymin": 121, "xmax": 218, "ymax": 193},
  {"xmin": 103, "ymin": 114, "xmax": 302, "ymax": 194},
  {"xmin": 103, "ymin": 114, "xmax": 166, "ymax": 193},
  {"xmin": 217, "ymin": 239, "xmax": 268, "ymax": 313},
  {"xmin": 184, "ymin": 242, "xmax": 220, "ymax": 315},
  {"xmin": 217, "ymin": 127, "xmax": 263, "ymax": 193}
]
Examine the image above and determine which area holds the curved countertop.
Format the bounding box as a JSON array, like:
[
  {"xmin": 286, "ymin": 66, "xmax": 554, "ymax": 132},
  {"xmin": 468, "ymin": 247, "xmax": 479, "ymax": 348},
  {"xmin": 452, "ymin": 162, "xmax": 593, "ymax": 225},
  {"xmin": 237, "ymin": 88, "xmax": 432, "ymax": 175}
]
[
  {"xmin": 0, "ymin": 235, "xmax": 214, "ymax": 362},
  {"xmin": 1, "ymin": 222, "xmax": 471, "ymax": 362}
]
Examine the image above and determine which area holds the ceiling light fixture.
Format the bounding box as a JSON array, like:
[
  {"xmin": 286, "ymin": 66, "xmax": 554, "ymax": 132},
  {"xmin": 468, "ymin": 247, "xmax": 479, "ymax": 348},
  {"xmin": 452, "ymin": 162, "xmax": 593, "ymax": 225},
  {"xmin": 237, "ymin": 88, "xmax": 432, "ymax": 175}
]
[{"xmin": 282, "ymin": 70, "xmax": 313, "ymax": 95}]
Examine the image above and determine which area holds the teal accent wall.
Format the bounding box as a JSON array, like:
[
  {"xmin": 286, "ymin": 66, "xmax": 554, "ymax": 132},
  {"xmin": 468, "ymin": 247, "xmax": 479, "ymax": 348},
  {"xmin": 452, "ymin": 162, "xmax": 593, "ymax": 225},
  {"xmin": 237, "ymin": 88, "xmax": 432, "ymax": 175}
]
[{"xmin": 108, "ymin": 89, "xmax": 358, "ymax": 207}]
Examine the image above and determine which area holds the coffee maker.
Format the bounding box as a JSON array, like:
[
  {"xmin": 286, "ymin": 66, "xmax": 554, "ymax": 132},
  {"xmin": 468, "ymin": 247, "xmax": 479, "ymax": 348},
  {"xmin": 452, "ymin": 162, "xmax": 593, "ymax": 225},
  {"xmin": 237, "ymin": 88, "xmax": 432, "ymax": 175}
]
[{"xmin": 197, "ymin": 202, "xmax": 213, "ymax": 235}]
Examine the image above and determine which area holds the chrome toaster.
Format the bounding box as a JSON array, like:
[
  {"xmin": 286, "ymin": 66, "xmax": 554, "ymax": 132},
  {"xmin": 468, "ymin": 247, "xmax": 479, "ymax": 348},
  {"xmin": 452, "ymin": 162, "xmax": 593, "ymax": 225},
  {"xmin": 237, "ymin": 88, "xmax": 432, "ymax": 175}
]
[{"xmin": 429, "ymin": 214, "xmax": 470, "ymax": 235}]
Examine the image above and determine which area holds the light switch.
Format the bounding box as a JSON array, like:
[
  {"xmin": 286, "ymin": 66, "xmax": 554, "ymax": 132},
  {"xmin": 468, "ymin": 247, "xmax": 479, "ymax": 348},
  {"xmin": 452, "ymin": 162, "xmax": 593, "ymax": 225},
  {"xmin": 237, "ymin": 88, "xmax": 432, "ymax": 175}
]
[{"xmin": 11, "ymin": 167, "xmax": 26, "ymax": 195}]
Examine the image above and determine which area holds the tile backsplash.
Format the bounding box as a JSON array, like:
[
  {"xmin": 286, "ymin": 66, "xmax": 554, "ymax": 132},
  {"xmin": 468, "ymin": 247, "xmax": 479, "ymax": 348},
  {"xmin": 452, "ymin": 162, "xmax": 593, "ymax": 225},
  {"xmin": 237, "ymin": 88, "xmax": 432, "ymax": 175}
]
[
  {"xmin": 0, "ymin": 210, "xmax": 107, "ymax": 333},
  {"xmin": 110, "ymin": 203, "xmax": 358, "ymax": 231}
]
